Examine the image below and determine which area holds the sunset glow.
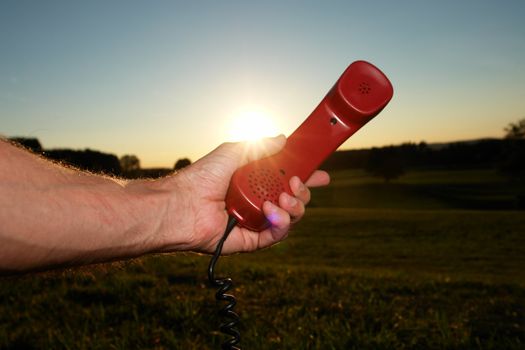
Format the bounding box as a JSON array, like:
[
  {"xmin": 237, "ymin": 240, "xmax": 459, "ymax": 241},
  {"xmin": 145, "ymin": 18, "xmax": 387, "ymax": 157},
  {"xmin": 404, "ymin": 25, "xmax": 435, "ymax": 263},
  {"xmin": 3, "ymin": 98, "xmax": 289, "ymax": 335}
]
[
  {"xmin": 1, "ymin": 1, "xmax": 524, "ymax": 167},
  {"xmin": 227, "ymin": 108, "xmax": 280, "ymax": 142}
]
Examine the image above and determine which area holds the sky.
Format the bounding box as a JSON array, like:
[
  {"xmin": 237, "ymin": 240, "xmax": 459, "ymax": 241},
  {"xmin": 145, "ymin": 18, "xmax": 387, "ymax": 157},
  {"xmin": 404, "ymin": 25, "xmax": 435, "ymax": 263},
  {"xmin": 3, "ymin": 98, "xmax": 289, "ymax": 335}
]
[{"xmin": 1, "ymin": 0, "xmax": 524, "ymax": 167}]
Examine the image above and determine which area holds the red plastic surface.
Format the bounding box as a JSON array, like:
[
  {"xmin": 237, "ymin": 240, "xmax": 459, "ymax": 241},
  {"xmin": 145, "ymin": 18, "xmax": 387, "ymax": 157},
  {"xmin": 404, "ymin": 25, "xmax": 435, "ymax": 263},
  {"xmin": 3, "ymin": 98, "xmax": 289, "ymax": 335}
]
[{"xmin": 225, "ymin": 61, "xmax": 394, "ymax": 231}]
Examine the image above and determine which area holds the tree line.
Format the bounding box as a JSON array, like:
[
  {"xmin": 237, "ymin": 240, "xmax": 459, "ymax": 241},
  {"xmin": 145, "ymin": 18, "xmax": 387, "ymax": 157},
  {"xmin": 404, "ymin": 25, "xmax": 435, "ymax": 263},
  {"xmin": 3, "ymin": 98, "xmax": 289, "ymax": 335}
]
[
  {"xmin": 322, "ymin": 118, "xmax": 525, "ymax": 182},
  {"xmin": 321, "ymin": 138, "xmax": 522, "ymax": 180},
  {"xmin": 8, "ymin": 118, "xmax": 524, "ymax": 182},
  {"xmin": 7, "ymin": 137, "xmax": 192, "ymax": 179}
]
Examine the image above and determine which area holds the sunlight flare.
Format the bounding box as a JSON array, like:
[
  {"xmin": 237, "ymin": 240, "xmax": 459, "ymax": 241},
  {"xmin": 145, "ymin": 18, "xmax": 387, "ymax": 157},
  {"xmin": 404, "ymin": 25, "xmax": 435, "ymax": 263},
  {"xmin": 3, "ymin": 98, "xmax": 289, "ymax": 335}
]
[{"xmin": 227, "ymin": 108, "xmax": 280, "ymax": 143}]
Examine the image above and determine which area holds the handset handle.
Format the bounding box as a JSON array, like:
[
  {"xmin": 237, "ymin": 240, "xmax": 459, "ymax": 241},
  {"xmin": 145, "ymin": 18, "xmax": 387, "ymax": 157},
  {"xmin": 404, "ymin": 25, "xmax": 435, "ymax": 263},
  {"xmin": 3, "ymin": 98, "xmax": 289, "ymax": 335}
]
[{"xmin": 225, "ymin": 61, "xmax": 393, "ymax": 231}]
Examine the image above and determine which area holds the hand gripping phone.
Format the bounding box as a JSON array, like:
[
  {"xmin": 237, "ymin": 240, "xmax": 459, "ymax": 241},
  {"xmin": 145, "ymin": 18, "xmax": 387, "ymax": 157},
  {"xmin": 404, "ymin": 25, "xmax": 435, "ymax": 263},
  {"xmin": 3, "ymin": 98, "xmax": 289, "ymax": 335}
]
[
  {"xmin": 225, "ymin": 61, "xmax": 394, "ymax": 231},
  {"xmin": 209, "ymin": 61, "xmax": 393, "ymax": 349}
]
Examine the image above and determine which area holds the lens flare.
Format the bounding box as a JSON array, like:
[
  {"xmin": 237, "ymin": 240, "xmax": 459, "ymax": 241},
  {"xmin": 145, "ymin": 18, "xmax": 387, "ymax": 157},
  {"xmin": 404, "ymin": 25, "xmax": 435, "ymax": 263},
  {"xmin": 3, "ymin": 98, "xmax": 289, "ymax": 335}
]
[{"xmin": 227, "ymin": 108, "xmax": 279, "ymax": 142}]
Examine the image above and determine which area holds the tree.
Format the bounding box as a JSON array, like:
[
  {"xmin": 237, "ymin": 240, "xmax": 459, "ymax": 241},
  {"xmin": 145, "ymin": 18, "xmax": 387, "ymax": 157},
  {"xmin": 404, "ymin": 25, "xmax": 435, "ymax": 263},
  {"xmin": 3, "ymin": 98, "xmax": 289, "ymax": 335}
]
[
  {"xmin": 365, "ymin": 146, "xmax": 405, "ymax": 182},
  {"xmin": 504, "ymin": 118, "xmax": 525, "ymax": 139},
  {"xmin": 45, "ymin": 149, "xmax": 121, "ymax": 176},
  {"xmin": 120, "ymin": 155, "xmax": 141, "ymax": 178},
  {"xmin": 120, "ymin": 155, "xmax": 140, "ymax": 172},
  {"xmin": 9, "ymin": 137, "xmax": 43, "ymax": 153},
  {"xmin": 501, "ymin": 118, "xmax": 525, "ymax": 208},
  {"xmin": 501, "ymin": 119, "xmax": 525, "ymax": 178},
  {"xmin": 174, "ymin": 158, "xmax": 191, "ymax": 170}
]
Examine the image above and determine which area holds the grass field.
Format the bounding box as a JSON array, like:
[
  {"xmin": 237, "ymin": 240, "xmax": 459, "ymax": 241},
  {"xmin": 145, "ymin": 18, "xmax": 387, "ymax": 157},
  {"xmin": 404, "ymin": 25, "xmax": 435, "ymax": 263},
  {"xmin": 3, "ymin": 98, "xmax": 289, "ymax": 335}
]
[
  {"xmin": 310, "ymin": 168, "xmax": 520, "ymax": 210},
  {"xmin": 1, "ymin": 169, "xmax": 524, "ymax": 349}
]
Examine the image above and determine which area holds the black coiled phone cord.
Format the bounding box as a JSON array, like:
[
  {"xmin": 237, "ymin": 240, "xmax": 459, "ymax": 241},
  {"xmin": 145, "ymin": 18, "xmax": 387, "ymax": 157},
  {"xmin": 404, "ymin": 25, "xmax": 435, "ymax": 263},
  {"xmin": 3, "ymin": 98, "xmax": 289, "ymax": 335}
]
[{"xmin": 207, "ymin": 216, "xmax": 241, "ymax": 350}]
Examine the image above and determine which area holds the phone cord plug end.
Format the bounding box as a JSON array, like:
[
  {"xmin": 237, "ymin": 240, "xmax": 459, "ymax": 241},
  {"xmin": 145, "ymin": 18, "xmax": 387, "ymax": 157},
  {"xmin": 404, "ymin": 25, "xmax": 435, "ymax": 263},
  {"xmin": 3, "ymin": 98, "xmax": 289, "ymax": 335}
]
[{"xmin": 207, "ymin": 215, "xmax": 241, "ymax": 350}]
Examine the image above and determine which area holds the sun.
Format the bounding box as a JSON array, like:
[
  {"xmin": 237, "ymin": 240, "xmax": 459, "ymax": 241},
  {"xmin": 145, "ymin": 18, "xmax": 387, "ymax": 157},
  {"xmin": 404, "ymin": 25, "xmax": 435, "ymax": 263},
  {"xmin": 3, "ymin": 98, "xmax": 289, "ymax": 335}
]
[{"xmin": 227, "ymin": 108, "xmax": 280, "ymax": 142}]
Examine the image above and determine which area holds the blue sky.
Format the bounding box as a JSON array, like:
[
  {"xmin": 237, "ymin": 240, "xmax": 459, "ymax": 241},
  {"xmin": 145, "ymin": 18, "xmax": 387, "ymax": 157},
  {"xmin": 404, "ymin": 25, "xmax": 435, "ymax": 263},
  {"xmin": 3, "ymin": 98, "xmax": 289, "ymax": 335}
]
[{"xmin": 1, "ymin": 0, "xmax": 524, "ymax": 167}]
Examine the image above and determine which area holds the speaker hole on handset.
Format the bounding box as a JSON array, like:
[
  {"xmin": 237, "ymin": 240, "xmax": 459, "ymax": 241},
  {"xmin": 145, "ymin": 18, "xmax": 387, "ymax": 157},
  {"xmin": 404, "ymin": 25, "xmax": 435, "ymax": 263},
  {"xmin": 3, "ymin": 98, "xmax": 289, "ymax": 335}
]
[
  {"xmin": 358, "ymin": 82, "xmax": 371, "ymax": 94},
  {"xmin": 330, "ymin": 117, "xmax": 337, "ymax": 125}
]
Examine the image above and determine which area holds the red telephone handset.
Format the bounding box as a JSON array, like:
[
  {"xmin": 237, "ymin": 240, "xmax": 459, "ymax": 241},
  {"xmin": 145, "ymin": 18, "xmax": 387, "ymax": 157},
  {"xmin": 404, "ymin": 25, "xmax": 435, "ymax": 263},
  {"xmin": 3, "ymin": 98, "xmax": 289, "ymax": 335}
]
[{"xmin": 225, "ymin": 60, "xmax": 394, "ymax": 231}]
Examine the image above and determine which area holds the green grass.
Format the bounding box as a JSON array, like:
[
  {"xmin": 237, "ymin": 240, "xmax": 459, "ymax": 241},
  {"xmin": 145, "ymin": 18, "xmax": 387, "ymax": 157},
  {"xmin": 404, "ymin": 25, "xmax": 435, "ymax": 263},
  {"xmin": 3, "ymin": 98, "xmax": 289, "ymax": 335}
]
[
  {"xmin": 310, "ymin": 168, "xmax": 519, "ymax": 210},
  {"xmin": 1, "ymin": 169, "xmax": 524, "ymax": 349}
]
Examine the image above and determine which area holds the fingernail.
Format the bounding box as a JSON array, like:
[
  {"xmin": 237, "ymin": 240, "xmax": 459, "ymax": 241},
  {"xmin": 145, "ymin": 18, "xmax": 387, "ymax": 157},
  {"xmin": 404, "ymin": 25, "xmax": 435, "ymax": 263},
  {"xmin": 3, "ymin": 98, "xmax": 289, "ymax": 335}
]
[
  {"xmin": 297, "ymin": 179, "xmax": 306, "ymax": 193},
  {"xmin": 265, "ymin": 202, "xmax": 280, "ymax": 225},
  {"xmin": 286, "ymin": 194, "xmax": 298, "ymax": 207}
]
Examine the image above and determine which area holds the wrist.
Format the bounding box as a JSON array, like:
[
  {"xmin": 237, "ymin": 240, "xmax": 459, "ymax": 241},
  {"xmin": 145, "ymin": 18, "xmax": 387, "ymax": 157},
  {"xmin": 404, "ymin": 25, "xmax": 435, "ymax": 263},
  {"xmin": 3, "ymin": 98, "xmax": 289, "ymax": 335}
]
[{"xmin": 124, "ymin": 172, "xmax": 194, "ymax": 255}]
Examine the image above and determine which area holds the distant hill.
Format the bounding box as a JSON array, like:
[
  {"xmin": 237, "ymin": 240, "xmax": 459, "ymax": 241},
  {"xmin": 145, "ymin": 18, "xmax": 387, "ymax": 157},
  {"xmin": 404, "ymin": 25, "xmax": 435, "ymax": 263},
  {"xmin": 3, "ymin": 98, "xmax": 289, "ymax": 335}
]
[
  {"xmin": 426, "ymin": 137, "xmax": 501, "ymax": 150},
  {"xmin": 321, "ymin": 138, "xmax": 513, "ymax": 171},
  {"xmin": 8, "ymin": 136, "xmax": 522, "ymax": 178}
]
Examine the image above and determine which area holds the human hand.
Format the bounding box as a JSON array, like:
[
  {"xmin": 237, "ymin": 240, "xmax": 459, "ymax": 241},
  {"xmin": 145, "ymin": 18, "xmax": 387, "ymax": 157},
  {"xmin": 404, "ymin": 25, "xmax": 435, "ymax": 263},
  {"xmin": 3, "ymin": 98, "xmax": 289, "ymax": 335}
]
[
  {"xmin": 0, "ymin": 136, "xmax": 326, "ymax": 272},
  {"xmin": 166, "ymin": 135, "xmax": 330, "ymax": 254}
]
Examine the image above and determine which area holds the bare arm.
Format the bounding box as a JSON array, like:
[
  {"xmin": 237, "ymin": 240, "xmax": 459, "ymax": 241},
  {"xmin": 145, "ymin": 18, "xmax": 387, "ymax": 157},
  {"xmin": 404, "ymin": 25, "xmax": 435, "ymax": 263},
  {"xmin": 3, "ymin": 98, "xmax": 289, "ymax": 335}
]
[
  {"xmin": 0, "ymin": 137, "xmax": 329, "ymax": 274},
  {"xmin": 0, "ymin": 139, "xmax": 175, "ymax": 272}
]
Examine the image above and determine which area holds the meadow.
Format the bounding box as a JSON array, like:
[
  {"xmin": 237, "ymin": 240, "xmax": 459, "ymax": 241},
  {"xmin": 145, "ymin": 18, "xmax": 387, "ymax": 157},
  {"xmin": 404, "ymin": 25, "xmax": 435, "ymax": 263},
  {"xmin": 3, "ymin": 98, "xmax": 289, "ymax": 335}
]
[{"xmin": 0, "ymin": 168, "xmax": 523, "ymax": 349}]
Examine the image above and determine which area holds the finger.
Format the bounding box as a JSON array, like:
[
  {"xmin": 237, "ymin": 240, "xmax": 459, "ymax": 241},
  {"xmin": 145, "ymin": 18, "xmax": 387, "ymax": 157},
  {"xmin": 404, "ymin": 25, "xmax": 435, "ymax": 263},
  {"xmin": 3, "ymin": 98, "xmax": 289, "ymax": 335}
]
[
  {"xmin": 289, "ymin": 176, "xmax": 311, "ymax": 204},
  {"xmin": 221, "ymin": 201, "xmax": 291, "ymax": 254},
  {"xmin": 279, "ymin": 191, "xmax": 305, "ymax": 224},
  {"xmin": 261, "ymin": 201, "xmax": 290, "ymax": 245},
  {"xmin": 221, "ymin": 226, "xmax": 260, "ymax": 254},
  {"xmin": 305, "ymin": 170, "xmax": 331, "ymax": 187}
]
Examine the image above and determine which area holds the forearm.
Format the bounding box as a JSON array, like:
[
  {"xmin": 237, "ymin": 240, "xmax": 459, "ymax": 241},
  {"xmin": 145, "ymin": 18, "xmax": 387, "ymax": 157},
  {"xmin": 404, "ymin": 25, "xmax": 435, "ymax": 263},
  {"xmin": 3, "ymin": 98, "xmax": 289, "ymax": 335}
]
[
  {"xmin": 0, "ymin": 136, "xmax": 326, "ymax": 273},
  {"xmin": 0, "ymin": 140, "xmax": 179, "ymax": 273}
]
